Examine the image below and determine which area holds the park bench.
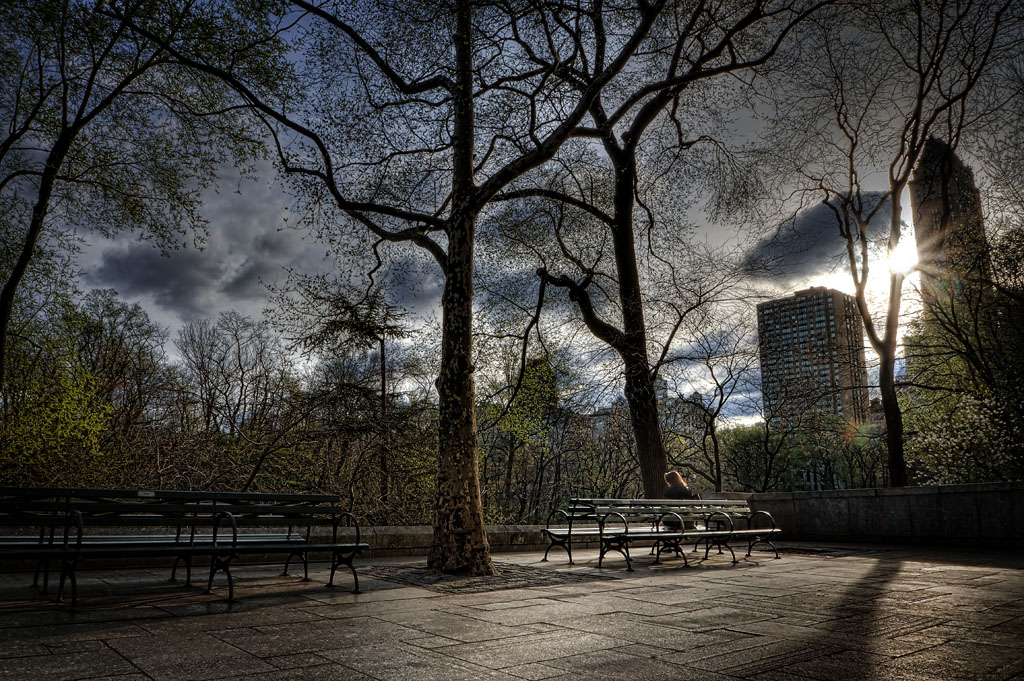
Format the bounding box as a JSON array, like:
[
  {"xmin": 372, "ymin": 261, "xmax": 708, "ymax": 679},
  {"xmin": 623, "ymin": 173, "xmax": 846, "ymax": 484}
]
[
  {"xmin": 542, "ymin": 497, "xmax": 781, "ymax": 571},
  {"xmin": 0, "ymin": 486, "xmax": 369, "ymax": 606}
]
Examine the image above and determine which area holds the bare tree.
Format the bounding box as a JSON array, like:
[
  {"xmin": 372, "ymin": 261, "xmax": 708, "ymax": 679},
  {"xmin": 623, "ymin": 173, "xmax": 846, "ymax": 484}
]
[
  {"xmin": 672, "ymin": 300, "xmax": 759, "ymax": 492},
  {"xmin": 490, "ymin": 0, "xmax": 828, "ymax": 497},
  {"xmin": 762, "ymin": 0, "xmax": 1018, "ymax": 485},
  {"xmin": 113, "ymin": 0, "xmax": 671, "ymax": 573}
]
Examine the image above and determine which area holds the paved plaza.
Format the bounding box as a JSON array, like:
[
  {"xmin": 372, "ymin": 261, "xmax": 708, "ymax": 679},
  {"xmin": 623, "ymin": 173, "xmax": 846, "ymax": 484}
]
[{"xmin": 0, "ymin": 542, "xmax": 1021, "ymax": 680}]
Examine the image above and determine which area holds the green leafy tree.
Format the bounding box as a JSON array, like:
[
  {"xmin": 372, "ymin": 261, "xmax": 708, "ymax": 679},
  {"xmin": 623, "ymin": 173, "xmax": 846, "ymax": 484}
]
[
  {"xmin": 0, "ymin": 296, "xmax": 113, "ymax": 486},
  {"xmin": 0, "ymin": 0, "xmax": 285, "ymax": 386}
]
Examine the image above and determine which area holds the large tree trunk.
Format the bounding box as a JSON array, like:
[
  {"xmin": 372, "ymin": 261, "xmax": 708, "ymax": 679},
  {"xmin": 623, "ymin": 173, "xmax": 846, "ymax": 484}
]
[
  {"xmin": 878, "ymin": 350, "xmax": 908, "ymax": 487},
  {"xmin": 0, "ymin": 135, "xmax": 73, "ymax": 388},
  {"xmin": 428, "ymin": 208, "xmax": 495, "ymax": 575},
  {"xmin": 427, "ymin": 0, "xmax": 495, "ymax": 575},
  {"xmin": 612, "ymin": 156, "xmax": 668, "ymax": 498},
  {"xmin": 622, "ymin": 356, "xmax": 668, "ymax": 497},
  {"xmin": 379, "ymin": 335, "xmax": 389, "ymax": 511}
]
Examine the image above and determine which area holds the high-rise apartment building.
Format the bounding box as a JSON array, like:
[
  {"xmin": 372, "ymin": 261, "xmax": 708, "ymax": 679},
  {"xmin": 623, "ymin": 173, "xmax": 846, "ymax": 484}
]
[
  {"xmin": 757, "ymin": 287, "xmax": 870, "ymax": 424},
  {"xmin": 909, "ymin": 137, "xmax": 992, "ymax": 312}
]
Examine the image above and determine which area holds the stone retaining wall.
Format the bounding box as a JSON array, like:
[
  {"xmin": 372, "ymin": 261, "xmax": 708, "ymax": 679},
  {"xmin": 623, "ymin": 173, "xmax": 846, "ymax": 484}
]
[
  {"xmin": 364, "ymin": 525, "xmax": 553, "ymax": 557},
  {"xmin": 749, "ymin": 481, "xmax": 1024, "ymax": 544}
]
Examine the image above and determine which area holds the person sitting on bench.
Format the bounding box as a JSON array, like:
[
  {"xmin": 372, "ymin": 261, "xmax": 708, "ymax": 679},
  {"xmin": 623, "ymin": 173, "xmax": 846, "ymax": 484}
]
[{"xmin": 662, "ymin": 471, "xmax": 696, "ymax": 530}]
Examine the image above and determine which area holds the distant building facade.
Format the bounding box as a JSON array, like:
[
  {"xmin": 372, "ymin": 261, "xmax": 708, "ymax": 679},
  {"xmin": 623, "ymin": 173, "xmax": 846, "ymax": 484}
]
[
  {"xmin": 909, "ymin": 137, "xmax": 993, "ymax": 312},
  {"xmin": 757, "ymin": 287, "xmax": 870, "ymax": 424},
  {"xmin": 662, "ymin": 391, "xmax": 710, "ymax": 444}
]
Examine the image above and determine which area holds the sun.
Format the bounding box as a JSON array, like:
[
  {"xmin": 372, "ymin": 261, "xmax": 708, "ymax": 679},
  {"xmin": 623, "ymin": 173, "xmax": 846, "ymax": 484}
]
[{"xmin": 888, "ymin": 233, "xmax": 919, "ymax": 275}]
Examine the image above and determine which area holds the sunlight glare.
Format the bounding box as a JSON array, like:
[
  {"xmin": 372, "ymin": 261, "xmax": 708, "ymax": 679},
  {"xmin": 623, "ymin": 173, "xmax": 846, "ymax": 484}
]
[{"xmin": 888, "ymin": 235, "xmax": 919, "ymax": 275}]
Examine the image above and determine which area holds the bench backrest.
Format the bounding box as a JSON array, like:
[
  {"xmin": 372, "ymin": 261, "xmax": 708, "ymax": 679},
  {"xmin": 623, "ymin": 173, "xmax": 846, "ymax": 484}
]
[
  {"xmin": 570, "ymin": 498, "xmax": 750, "ymax": 514},
  {"xmin": 0, "ymin": 487, "xmax": 356, "ymax": 544},
  {"xmin": 551, "ymin": 497, "xmax": 753, "ymax": 529}
]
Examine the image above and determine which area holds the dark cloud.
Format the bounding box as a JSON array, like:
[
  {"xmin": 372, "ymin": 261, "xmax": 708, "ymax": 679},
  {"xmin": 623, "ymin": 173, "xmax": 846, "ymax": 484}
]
[
  {"xmin": 741, "ymin": 193, "xmax": 891, "ymax": 282},
  {"xmin": 82, "ymin": 162, "xmax": 329, "ymax": 325},
  {"xmin": 381, "ymin": 255, "xmax": 445, "ymax": 318},
  {"xmin": 221, "ymin": 258, "xmax": 269, "ymax": 301},
  {"xmin": 90, "ymin": 245, "xmax": 225, "ymax": 318}
]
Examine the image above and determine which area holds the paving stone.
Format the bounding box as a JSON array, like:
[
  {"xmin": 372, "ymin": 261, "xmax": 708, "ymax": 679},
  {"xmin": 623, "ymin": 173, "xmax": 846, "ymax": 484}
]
[
  {"xmin": 728, "ymin": 618, "xmax": 947, "ymax": 657},
  {"xmin": 139, "ymin": 603, "xmax": 321, "ymax": 635},
  {"xmin": 0, "ymin": 620, "xmax": 150, "ymax": 645},
  {"xmin": 265, "ymin": 652, "xmax": 332, "ymax": 669},
  {"xmin": 767, "ymin": 648, "xmax": 912, "ymax": 680},
  {"xmin": 454, "ymin": 596, "xmax": 627, "ymax": 626},
  {"xmin": 407, "ymin": 633, "xmax": 461, "ymax": 648},
  {"xmin": 913, "ymin": 623, "xmax": 1024, "ymax": 648},
  {"xmin": 214, "ymin": 616, "xmax": 417, "ymax": 657},
  {"xmin": 689, "ymin": 638, "xmax": 844, "ymax": 676},
  {"xmin": 108, "ymin": 631, "xmax": 276, "ymax": 681},
  {"xmin": 0, "ymin": 648, "xmax": 136, "ymax": 681},
  {"xmin": 431, "ymin": 629, "xmax": 625, "ymax": 668},
  {"xmin": 301, "ymin": 584, "xmax": 439, "ymax": 604},
  {"xmin": 544, "ymin": 648, "xmax": 738, "ymax": 681},
  {"xmin": 218, "ymin": 662, "xmax": 375, "ymax": 680},
  {"xmin": 501, "ymin": 662, "xmax": 568, "ymax": 680},
  {"xmin": 319, "ymin": 641, "xmax": 523, "ymax": 680},
  {"xmin": 377, "ymin": 608, "xmax": 546, "ymax": 642},
  {"xmin": 747, "ymin": 670, "xmax": 947, "ymax": 681},
  {"xmin": 0, "ymin": 641, "xmax": 49, "ymax": 658},
  {"xmin": 889, "ymin": 640, "xmax": 1024, "ymax": 680},
  {"xmin": 553, "ymin": 612, "xmax": 737, "ymax": 649},
  {"xmin": 643, "ymin": 604, "xmax": 777, "ymax": 631}
]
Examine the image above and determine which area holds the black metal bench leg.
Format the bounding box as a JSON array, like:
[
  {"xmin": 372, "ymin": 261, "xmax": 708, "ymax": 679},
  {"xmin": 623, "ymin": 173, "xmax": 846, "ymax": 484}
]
[
  {"xmin": 207, "ymin": 554, "xmax": 237, "ymax": 601},
  {"xmin": 327, "ymin": 550, "xmax": 360, "ymax": 594},
  {"xmin": 747, "ymin": 537, "xmax": 780, "ymax": 559},
  {"xmin": 57, "ymin": 563, "xmax": 67, "ymax": 602},
  {"xmin": 170, "ymin": 555, "xmax": 193, "ymax": 585},
  {"xmin": 599, "ymin": 538, "xmax": 632, "ymax": 571},
  {"xmin": 282, "ymin": 550, "xmax": 312, "ymax": 580},
  {"xmin": 542, "ymin": 537, "xmax": 573, "ymax": 565},
  {"xmin": 68, "ymin": 564, "xmax": 78, "ymax": 608},
  {"xmin": 57, "ymin": 557, "xmax": 79, "ymax": 607}
]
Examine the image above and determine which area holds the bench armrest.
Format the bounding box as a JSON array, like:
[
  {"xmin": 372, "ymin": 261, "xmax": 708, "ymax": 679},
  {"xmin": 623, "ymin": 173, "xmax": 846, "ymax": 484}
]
[
  {"xmin": 705, "ymin": 510, "xmax": 734, "ymax": 532},
  {"xmin": 545, "ymin": 508, "xmax": 572, "ymax": 531},
  {"xmin": 746, "ymin": 510, "xmax": 776, "ymax": 532},
  {"xmin": 659, "ymin": 511, "xmax": 684, "ymax": 530},
  {"xmin": 598, "ymin": 510, "xmax": 630, "ymax": 535},
  {"xmin": 332, "ymin": 511, "xmax": 361, "ymax": 547},
  {"xmin": 212, "ymin": 511, "xmax": 238, "ymax": 548}
]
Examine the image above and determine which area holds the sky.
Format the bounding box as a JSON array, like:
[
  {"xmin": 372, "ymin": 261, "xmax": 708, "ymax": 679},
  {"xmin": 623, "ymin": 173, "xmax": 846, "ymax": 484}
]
[
  {"xmin": 79, "ymin": 162, "xmax": 446, "ymax": 350},
  {"xmin": 76, "ymin": 158, "xmax": 917, "ymax": 385}
]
